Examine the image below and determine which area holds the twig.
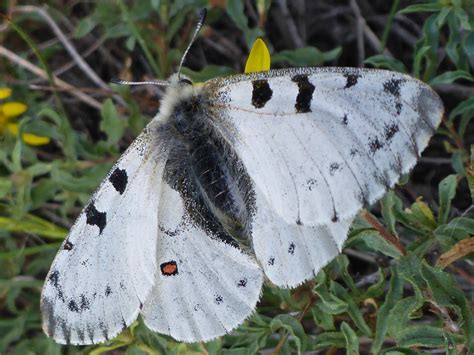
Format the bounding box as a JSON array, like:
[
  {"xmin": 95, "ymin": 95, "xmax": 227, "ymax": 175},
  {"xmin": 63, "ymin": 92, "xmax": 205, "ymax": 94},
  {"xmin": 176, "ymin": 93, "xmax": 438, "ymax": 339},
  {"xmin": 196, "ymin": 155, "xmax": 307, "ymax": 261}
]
[
  {"xmin": 13, "ymin": 5, "xmax": 109, "ymax": 90},
  {"xmin": 434, "ymin": 83, "xmax": 474, "ymax": 100},
  {"xmin": 442, "ymin": 116, "xmax": 467, "ymax": 154},
  {"xmin": 0, "ymin": 45, "xmax": 102, "ymax": 109},
  {"xmin": 448, "ymin": 264, "xmax": 474, "ymax": 284},
  {"xmin": 274, "ymin": 0, "xmax": 304, "ymax": 48},
  {"xmin": 272, "ymin": 293, "xmax": 316, "ymax": 354},
  {"xmin": 360, "ymin": 209, "xmax": 406, "ymax": 255},
  {"xmin": 363, "ymin": 22, "xmax": 393, "ymax": 57},
  {"xmin": 436, "ymin": 237, "xmax": 474, "ymax": 269},
  {"xmin": 344, "ymin": 248, "xmax": 378, "ymax": 264},
  {"xmin": 53, "ymin": 35, "xmax": 107, "ymax": 77},
  {"xmin": 349, "ymin": 0, "xmax": 365, "ymax": 67}
]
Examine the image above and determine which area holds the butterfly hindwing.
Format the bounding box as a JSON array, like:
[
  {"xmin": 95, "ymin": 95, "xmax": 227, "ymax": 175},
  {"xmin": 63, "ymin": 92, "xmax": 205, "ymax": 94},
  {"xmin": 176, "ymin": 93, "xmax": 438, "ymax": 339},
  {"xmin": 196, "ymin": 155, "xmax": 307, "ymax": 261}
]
[
  {"xmin": 251, "ymin": 185, "xmax": 353, "ymax": 287},
  {"xmin": 41, "ymin": 129, "xmax": 165, "ymax": 345},
  {"xmin": 141, "ymin": 181, "xmax": 264, "ymax": 342}
]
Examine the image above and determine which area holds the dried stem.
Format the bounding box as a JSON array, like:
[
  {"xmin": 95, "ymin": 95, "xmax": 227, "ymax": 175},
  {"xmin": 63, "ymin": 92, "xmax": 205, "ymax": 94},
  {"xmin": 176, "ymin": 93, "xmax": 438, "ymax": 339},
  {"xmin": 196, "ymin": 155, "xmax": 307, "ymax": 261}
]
[
  {"xmin": 0, "ymin": 45, "xmax": 102, "ymax": 109},
  {"xmin": 360, "ymin": 209, "xmax": 406, "ymax": 255}
]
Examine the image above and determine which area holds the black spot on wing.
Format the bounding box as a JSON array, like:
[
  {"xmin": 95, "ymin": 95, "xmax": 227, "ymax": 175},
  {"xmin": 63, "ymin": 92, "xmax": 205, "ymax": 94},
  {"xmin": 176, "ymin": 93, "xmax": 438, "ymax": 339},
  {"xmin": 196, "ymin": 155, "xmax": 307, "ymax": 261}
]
[
  {"xmin": 395, "ymin": 102, "xmax": 403, "ymax": 115},
  {"xmin": 383, "ymin": 78, "xmax": 402, "ymax": 97},
  {"xmin": 251, "ymin": 79, "xmax": 272, "ymax": 108},
  {"xmin": 49, "ymin": 270, "xmax": 60, "ymax": 289},
  {"xmin": 238, "ymin": 278, "xmax": 247, "ymax": 287},
  {"xmin": 329, "ymin": 162, "xmax": 341, "ymax": 176},
  {"xmin": 292, "ymin": 74, "xmax": 315, "ymax": 113},
  {"xmin": 85, "ymin": 202, "xmax": 106, "ymax": 234},
  {"xmin": 80, "ymin": 294, "xmax": 90, "ymax": 310},
  {"xmin": 288, "ymin": 243, "xmax": 295, "ymax": 255},
  {"xmin": 105, "ymin": 285, "xmax": 112, "ymax": 296},
  {"xmin": 268, "ymin": 257, "xmax": 275, "ymax": 266},
  {"xmin": 214, "ymin": 294, "xmax": 223, "ymax": 305},
  {"xmin": 350, "ymin": 148, "xmax": 359, "ymax": 158},
  {"xmin": 306, "ymin": 178, "xmax": 317, "ymax": 191},
  {"xmin": 344, "ymin": 73, "xmax": 360, "ymax": 88},
  {"xmin": 369, "ymin": 137, "xmax": 384, "ymax": 154},
  {"xmin": 109, "ymin": 168, "xmax": 128, "ymax": 194},
  {"xmin": 384, "ymin": 123, "xmax": 400, "ymax": 141},
  {"xmin": 68, "ymin": 300, "xmax": 80, "ymax": 313},
  {"xmin": 63, "ymin": 240, "xmax": 73, "ymax": 250},
  {"xmin": 342, "ymin": 114, "xmax": 348, "ymax": 125}
]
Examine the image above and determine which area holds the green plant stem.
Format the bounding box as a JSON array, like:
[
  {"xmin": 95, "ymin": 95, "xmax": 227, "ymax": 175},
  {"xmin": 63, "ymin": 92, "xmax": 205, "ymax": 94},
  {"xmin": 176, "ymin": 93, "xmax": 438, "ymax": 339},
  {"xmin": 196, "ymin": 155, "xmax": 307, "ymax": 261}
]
[
  {"xmin": 116, "ymin": 0, "xmax": 161, "ymax": 77},
  {"xmin": 381, "ymin": 0, "xmax": 400, "ymax": 52}
]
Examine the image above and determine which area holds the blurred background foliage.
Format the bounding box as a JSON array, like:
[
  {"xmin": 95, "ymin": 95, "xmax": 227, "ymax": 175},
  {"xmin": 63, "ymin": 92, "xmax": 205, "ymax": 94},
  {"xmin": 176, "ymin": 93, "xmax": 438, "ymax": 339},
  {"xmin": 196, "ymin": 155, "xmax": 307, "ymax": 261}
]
[{"xmin": 0, "ymin": 0, "xmax": 473, "ymax": 353}]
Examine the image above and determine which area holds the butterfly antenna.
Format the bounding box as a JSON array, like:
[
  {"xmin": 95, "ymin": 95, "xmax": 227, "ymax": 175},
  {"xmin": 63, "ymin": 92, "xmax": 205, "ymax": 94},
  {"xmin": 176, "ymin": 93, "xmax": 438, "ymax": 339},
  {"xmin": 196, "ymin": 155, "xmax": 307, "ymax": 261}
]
[
  {"xmin": 110, "ymin": 78, "xmax": 169, "ymax": 86},
  {"xmin": 177, "ymin": 8, "xmax": 207, "ymax": 80}
]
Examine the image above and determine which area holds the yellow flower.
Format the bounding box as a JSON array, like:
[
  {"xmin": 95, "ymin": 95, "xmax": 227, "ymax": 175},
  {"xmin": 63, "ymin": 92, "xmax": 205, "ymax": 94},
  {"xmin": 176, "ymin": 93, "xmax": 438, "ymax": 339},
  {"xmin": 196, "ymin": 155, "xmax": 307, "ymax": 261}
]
[
  {"xmin": 245, "ymin": 38, "xmax": 271, "ymax": 73},
  {"xmin": 0, "ymin": 87, "xmax": 50, "ymax": 146}
]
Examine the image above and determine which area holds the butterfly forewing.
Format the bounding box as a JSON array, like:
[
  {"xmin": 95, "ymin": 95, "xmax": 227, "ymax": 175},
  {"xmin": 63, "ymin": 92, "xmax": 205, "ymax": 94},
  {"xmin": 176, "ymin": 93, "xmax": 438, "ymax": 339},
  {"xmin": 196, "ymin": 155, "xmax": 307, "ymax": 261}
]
[
  {"xmin": 41, "ymin": 130, "xmax": 165, "ymax": 345},
  {"xmin": 207, "ymin": 67, "xmax": 443, "ymax": 226}
]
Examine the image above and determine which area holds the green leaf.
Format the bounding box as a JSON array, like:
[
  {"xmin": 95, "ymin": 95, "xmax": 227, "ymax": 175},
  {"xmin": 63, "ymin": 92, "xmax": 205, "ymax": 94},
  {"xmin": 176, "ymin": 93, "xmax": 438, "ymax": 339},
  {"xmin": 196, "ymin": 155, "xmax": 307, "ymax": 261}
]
[
  {"xmin": 310, "ymin": 331, "xmax": 346, "ymax": 349},
  {"xmin": 364, "ymin": 54, "xmax": 407, "ymax": 72},
  {"xmin": 313, "ymin": 277, "xmax": 348, "ymax": 314},
  {"xmin": 413, "ymin": 45, "xmax": 431, "ymax": 79},
  {"xmin": 226, "ymin": 0, "xmax": 249, "ymax": 31},
  {"xmin": 269, "ymin": 314, "xmax": 307, "ymax": 353},
  {"xmin": 438, "ymin": 174, "xmax": 458, "ymax": 225},
  {"xmin": 398, "ymin": 3, "xmax": 442, "ymax": 14},
  {"xmin": 0, "ymin": 177, "xmax": 12, "ymax": 199},
  {"xmin": 468, "ymin": 146, "xmax": 474, "ymax": 204},
  {"xmin": 435, "ymin": 217, "xmax": 474, "ymax": 252},
  {"xmin": 453, "ymin": 7, "xmax": 472, "ymax": 30},
  {"xmin": 381, "ymin": 190, "xmax": 398, "ymax": 237},
  {"xmin": 100, "ymin": 98, "xmax": 125, "ymax": 147},
  {"xmin": 398, "ymin": 326, "xmax": 464, "ymax": 348},
  {"xmin": 341, "ymin": 322, "xmax": 359, "ymax": 355},
  {"xmin": 430, "ymin": 70, "xmax": 473, "ymax": 85},
  {"xmin": 362, "ymin": 268, "xmax": 386, "ymax": 299},
  {"xmin": 180, "ymin": 65, "xmax": 236, "ymax": 82},
  {"xmin": 331, "ymin": 255, "xmax": 357, "ymax": 293},
  {"xmin": 0, "ymin": 242, "xmax": 61, "ymax": 260},
  {"xmin": 331, "ymin": 282, "xmax": 372, "ymax": 336},
  {"xmin": 410, "ymin": 199, "xmax": 437, "ymax": 230},
  {"xmin": 74, "ymin": 16, "xmax": 97, "ymax": 38},
  {"xmin": 371, "ymin": 267, "xmax": 403, "ymax": 353},
  {"xmin": 387, "ymin": 294, "xmax": 424, "ymax": 341},
  {"xmin": 449, "ymin": 97, "xmax": 474, "ymax": 120},
  {"xmin": 273, "ymin": 47, "xmax": 341, "ymax": 67},
  {"xmin": 379, "ymin": 347, "xmax": 420, "ymax": 355},
  {"xmin": 421, "ymin": 263, "xmax": 474, "ymax": 349},
  {"xmin": 463, "ymin": 31, "xmax": 474, "ymax": 59},
  {"xmin": 397, "ymin": 254, "xmax": 425, "ymax": 289},
  {"xmin": 0, "ymin": 214, "xmax": 67, "ymax": 239},
  {"xmin": 346, "ymin": 230, "xmax": 403, "ymax": 259},
  {"xmin": 312, "ymin": 303, "xmax": 335, "ymax": 330}
]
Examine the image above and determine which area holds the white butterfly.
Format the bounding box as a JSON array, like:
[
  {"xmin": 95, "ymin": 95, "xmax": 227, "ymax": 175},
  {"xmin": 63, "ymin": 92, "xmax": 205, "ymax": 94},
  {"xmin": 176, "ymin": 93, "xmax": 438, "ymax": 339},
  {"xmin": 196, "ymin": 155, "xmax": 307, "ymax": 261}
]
[{"xmin": 41, "ymin": 10, "xmax": 444, "ymax": 345}]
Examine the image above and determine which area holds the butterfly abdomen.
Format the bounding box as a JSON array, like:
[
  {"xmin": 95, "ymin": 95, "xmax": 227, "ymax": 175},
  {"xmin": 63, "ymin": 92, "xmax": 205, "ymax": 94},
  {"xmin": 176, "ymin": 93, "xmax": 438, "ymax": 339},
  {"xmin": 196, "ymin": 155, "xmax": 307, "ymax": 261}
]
[{"xmin": 160, "ymin": 88, "xmax": 256, "ymax": 247}]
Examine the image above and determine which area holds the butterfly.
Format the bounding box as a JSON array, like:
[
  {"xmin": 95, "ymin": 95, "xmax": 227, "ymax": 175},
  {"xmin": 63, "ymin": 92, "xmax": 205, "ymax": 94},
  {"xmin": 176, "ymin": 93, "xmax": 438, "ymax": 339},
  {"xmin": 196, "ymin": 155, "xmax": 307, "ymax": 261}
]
[{"xmin": 41, "ymin": 9, "xmax": 444, "ymax": 345}]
